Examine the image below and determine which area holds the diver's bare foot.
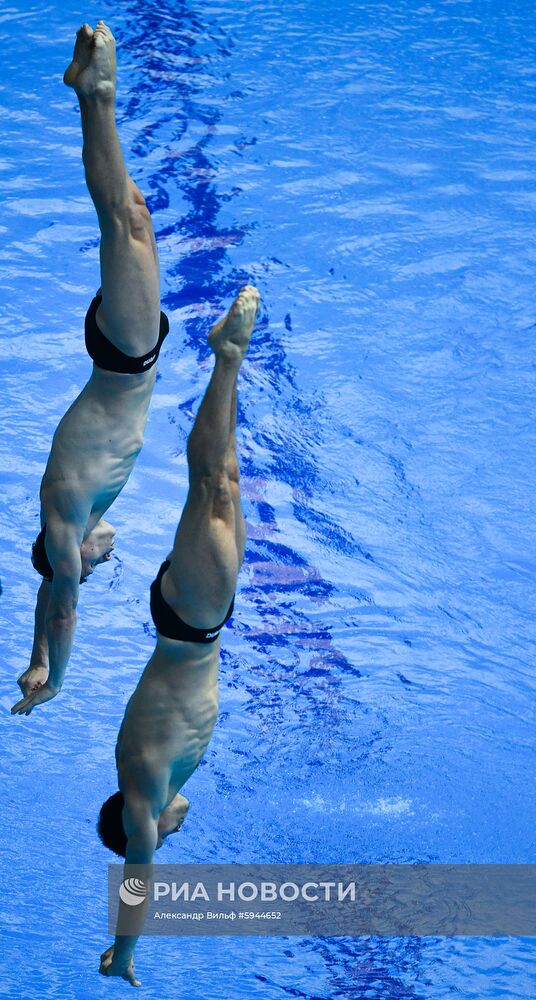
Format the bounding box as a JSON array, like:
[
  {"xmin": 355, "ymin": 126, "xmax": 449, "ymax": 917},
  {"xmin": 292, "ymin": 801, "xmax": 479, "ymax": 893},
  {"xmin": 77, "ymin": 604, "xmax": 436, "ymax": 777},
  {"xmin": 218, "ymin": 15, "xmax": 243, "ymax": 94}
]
[
  {"xmin": 63, "ymin": 21, "xmax": 116, "ymax": 101},
  {"xmin": 63, "ymin": 24, "xmax": 93, "ymax": 88},
  {"xmin": 208, "ymin": 285, "xmax": 260, "ymax": 360}
]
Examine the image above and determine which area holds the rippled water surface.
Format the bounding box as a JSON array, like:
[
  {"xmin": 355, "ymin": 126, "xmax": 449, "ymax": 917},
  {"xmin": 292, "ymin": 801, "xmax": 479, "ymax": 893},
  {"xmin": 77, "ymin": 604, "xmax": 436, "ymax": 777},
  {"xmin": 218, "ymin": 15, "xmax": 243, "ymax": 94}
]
[{"xmin": 1, "ymin": 0, "xmax": 535, "ymax": 997}]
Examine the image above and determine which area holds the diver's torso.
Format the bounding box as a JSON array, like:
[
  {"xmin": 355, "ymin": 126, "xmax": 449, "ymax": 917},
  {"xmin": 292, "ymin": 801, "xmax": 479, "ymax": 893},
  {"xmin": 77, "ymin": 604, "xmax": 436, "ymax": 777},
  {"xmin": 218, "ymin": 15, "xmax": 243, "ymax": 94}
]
[{"xmin": 41, "ymin": 366, "xmax": 156, "ymax": 532}]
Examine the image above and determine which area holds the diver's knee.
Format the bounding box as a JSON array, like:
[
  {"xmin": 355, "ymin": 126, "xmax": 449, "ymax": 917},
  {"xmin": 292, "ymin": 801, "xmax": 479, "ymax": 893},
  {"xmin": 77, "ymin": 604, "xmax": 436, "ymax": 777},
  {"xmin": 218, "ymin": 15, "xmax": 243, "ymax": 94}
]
[{"xmin": 128, "ymin": 177, "xmax": 148, "ymax": 207}]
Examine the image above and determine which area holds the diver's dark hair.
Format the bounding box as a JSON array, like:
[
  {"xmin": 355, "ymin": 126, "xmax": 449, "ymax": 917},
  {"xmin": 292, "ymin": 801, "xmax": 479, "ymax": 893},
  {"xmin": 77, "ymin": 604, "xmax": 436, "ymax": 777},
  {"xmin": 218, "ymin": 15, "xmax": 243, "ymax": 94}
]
[
  {"xmin": 97, "ymin": 791, "xmax": 127, "ymax": 858},
  {"xmin": 31, "ymin": 526, "xmax": 53, "ymax": 581}
]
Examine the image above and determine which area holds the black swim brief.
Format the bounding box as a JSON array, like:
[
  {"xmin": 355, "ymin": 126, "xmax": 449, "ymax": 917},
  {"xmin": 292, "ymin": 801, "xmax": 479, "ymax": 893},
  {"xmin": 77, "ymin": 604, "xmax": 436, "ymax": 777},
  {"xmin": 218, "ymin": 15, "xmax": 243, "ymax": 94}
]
[
  {"xmin": 150, "ymin": 560, "xmax": 235, "ymax": 644},
  {"xmin": 85, "ymin": 292, "xmax": 169, "ymax": 374}
]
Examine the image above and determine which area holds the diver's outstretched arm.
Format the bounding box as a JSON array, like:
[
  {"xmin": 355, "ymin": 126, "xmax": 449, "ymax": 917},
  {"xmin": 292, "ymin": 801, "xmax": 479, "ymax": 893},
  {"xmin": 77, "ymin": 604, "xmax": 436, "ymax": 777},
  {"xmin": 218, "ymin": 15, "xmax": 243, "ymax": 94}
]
[{"xmin": 16, "ymin": 579, "xmax": 51, "ymax": 698}]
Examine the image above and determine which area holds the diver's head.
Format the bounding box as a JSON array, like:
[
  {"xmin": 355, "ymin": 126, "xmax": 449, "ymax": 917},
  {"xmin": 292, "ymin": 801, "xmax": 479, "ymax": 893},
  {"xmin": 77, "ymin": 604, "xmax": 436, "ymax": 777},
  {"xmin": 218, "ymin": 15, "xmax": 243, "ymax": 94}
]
[
  {"xmin": 97, "ymin": 791, "xmax": 190, "ymax": 856},
  {"xmin": 31, "ymin": 527, "xmax": 53, "ymax": 581},
  {"xmin": 79, "ymin": 518, "xmax": 115, "ymax": 583},
  {"xmin": 97, "ymin": 790, "xmax": 127, "ymax": 857},
  {"xmin": 32, "ymin": 519, "xmax": 116, "ymax": 584}
]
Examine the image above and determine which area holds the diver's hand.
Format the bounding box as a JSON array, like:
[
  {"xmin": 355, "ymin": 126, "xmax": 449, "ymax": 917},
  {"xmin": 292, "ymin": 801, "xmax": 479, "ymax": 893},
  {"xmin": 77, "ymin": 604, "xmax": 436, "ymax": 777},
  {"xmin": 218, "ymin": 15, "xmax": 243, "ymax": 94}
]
[
  {"xmin": 11, "ymin": 679, "xmax": 60, "ymax": 716},
  {"xmin": 99, "ymin": 947, "xmax": 141, "ymax": 987},
  {"xmin": 17, "ymin": 664, "xmax": 49, "ymax": 698}
]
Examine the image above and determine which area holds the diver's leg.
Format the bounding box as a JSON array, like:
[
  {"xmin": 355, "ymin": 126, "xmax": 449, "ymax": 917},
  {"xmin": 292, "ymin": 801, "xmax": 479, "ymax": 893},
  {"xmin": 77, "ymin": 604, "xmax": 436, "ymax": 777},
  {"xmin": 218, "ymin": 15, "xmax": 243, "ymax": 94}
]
[
  {"xmin": 226, "ymin": 383, "xmax": 247, "ymax": 565},
  {"xmin": 165, "ymin": 358, "xmax": 242, "ymax": 627},
  {"xmin": 163, "ymin": 287, "xmax": 259, "ymax": 627},
  {"xmin": 64, "ymin": 22, "xmax": 160, "ymax": 357}
]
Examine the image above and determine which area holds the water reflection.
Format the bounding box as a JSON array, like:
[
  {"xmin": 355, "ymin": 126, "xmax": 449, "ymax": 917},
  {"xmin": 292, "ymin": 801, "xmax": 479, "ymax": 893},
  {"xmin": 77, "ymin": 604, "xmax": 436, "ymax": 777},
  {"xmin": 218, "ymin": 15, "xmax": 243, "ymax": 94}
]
[{"xmin": 1, "ymin": 0, "xmax": 535, "ymax": 996}]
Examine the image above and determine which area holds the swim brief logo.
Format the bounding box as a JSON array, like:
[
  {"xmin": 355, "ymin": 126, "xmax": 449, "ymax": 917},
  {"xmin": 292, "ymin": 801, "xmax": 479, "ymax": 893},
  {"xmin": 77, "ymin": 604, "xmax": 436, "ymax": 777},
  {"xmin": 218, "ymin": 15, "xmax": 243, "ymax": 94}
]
[
  {"xmin": 119, "ymin": 878, "xmax": 148, "ymax": 906},
  {"xmin": 205, "ymin": 630, "xmax": 220, "ymax": 639},
  {"xmin": 143, "ymin": 354, "xmax": 156, "ymax": 366}
]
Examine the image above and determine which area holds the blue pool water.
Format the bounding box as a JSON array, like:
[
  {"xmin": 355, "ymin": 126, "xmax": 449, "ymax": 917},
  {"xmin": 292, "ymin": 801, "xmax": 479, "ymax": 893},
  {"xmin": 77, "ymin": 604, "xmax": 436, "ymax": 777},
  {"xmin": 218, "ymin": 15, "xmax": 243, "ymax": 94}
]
[{"xmin": 1, "ymin": 0, "xmax": 535, "ymax": 996}]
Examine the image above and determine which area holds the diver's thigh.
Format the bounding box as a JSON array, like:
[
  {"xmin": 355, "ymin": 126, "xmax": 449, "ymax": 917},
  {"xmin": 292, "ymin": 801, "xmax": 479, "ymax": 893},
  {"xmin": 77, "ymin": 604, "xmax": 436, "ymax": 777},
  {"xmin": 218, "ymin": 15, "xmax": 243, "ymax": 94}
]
[
  {"xmin": 165, "ymin": 486, "xmax": 239, "ymax": 628},
  {"xmin": 95, "ymin": 206, "xmax": 161, "ymax": 356}
]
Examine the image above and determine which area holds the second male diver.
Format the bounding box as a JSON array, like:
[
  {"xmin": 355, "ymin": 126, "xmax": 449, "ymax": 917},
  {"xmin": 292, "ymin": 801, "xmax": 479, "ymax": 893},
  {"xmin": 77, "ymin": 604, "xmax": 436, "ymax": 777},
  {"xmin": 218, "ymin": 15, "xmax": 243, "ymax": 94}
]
[{"xmin": 97, "ymin": 286, "xmax": 260, "ymax": 986}]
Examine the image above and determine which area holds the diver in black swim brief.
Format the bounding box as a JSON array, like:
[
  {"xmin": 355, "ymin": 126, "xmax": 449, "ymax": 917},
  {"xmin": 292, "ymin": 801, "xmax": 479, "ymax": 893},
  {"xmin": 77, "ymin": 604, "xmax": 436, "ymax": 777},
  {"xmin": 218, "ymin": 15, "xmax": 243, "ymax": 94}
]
[
  {"xmin": 97, "ymin": 285, "xmax": 260, "ymax": 988},
  {"xmin": 12, "ymin": 21, "xmax": 170, "ymax": 716}
]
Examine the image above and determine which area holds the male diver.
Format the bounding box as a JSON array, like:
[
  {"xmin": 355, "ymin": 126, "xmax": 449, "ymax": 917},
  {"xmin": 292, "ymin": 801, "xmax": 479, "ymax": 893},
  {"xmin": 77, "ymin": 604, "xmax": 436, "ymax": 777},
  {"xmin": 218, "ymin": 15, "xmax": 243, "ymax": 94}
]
[
  {"xmin": 97, "ymin": 284, "xmax": 260, "ymax": 986},
  {"xmin": 12, "ymin": 22, "xmax": 169, "ymax": 715}
]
